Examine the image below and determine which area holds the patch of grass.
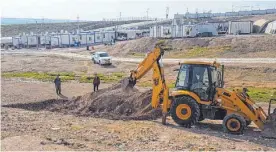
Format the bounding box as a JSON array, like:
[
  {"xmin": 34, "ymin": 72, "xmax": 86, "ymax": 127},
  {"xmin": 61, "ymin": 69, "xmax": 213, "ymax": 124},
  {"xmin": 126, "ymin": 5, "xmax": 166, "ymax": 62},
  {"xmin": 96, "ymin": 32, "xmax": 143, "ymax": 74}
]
[
  {"xmin": 166, "ymin": 46, "xmax": 232, "ymax": 58},
  {"xmin": 2, "ymin": 72, "xmax": 55, "ymax": 81},
  {"xmin": 79, "ymin": 72, "xmax": 126, "ymax": 83},
  {"xmin": 137, "ymin": 81, "xmax": 152, "ymax": 87},
  {"xmin": 156, "ymin": 39, "xmax": 166, "ymax": 45},
  {"xmin": 2, "ymin": 71, "xmax": 125, "ymax": 83},
  {"xmin": 229, "ymin": 87, "xmax": 276, "ymax": 103}
]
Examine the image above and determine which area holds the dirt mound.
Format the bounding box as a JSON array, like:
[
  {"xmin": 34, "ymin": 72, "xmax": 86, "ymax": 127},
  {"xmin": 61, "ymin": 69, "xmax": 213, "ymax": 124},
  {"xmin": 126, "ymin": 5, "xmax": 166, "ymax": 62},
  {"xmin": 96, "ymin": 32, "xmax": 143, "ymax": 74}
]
[{"xmin": 48, "ymin": 83, "xmax": 162, "ymax": 120}]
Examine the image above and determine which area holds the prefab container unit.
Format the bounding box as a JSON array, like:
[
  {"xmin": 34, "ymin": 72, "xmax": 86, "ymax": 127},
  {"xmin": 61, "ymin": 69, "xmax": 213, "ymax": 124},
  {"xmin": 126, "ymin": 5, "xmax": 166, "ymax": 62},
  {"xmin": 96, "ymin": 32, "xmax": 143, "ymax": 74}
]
[
  {"xmin": 60, "ymin": 34, "xmax": 70, "ymax": 46},
  {"xmin": 209, "ymin": 22, "xmax": 229, "ymax": 33},
  {"xmin": 40, "ymin": 35, "xmax": 51, "ymax": 45},
  {"xmin": 225, "ymin": 12, "xmax": 239, "ymax": 17},
  {"xmin": 266, "ymin": 9, "xmax": 276, "ymax": 14},
  {"xmin": 212, "ymin": 13, "xmax": 224, "ymax": 17},
  {"xmin": 228, "ymin": 21, "xmax": 253, "ymax": 34},
  {"xmin": 198, "ymin": 13, "xmax": 211, "ymax": 18},
  {"xmin": 238, "ymin": 11, "xmax": 252, "ymax": 16},
  {"xmin": 162, "ymin": 26, "xmax": 172, "ymax": 38},
  {"xmin": 102, "ymin": 31, "xmax": 115, "ymax": 42},
  {"xmin": 251, "ymin": 10, "xmax": 266, "ymax": 15},
  {"xmin": 79, "ymin": 34, "xmax": 88, "ymax": 45},
  {"xmin": 69, "ymin": 35, "xmax": 80, "ymax": 46},
  {"xmin": 20, "ymin": 35, "xmax": 28, "ymax": 47},
  {"xmin": 1, "ymin": 37, "xmax": 13, "ymax": 45},
  {"xmin": 12, "ymin": 37, "xmax": 22, "ymax": 47},
  {"xmin": 149, "ymin": 26, "xmax": 162, "ymax": 38},
  {"xmin": 86, "ymin": 33, "xmax": 95, "ymax": 45},
  {"xmin": 185, "ymin": 13, "xmax": 197, "ymax": 19},
  {"xmin": 94, "ymin": 31, "xmax": 103, "ymax": 43},
  {"xmin": 78, "ymin": 33, "xmax": 95, "ymax": 45},
  {"xmin": 171, "ymin": 25, "xmax": 183, "ymax": 38},
  {"xmin": 150, "ymin": 27, "xmax": 154, "ymax": 37},
  {"xmin": 27, "ymin": 35, "xmax": 38, "ymax": 46},
  {"xmin": 182, "ymin": 24, "xmax": 218, "ymax": 37},
  {"xmin": 174, "ymin": 14, "xmax": 185, "ymax": 19},
  {"xmin": 265, "ymin": 21, "xmax": 276, "ymax": 34},
  {"xmin": 172, "ymin": 17, "xmax": 184, "ymax": 26},
  {"xmin": 50, "ymin": 36, "xmax": 60, "ymax": 47}
]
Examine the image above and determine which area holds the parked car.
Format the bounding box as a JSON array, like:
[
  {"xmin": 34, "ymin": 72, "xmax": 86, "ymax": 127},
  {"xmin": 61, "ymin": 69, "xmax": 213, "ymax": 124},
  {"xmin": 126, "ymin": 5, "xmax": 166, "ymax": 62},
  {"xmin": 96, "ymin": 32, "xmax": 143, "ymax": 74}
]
[{"xmin": 92, "ymin": 51, "xmax": 112, "ymax": 65}]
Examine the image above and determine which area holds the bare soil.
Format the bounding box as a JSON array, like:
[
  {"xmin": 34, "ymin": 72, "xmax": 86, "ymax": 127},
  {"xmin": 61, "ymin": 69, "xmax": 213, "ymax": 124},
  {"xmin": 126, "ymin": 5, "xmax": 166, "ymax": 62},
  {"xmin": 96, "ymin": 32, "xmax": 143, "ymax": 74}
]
[{"xmin": 2, "ymin": 79, "xmax": 276, "ymax": 151}]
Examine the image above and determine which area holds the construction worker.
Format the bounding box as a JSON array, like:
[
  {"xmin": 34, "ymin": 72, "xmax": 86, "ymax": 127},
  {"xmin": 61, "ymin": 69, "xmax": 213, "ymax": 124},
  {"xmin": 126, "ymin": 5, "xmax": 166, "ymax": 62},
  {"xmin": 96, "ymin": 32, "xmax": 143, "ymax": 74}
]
[
  {"xmin": 93, "ymin": 73, "xmax": 100, "ymax": 92},
  {"xmin": 54, "ymin": 74, "xmax": 61, "ymax": 95}
]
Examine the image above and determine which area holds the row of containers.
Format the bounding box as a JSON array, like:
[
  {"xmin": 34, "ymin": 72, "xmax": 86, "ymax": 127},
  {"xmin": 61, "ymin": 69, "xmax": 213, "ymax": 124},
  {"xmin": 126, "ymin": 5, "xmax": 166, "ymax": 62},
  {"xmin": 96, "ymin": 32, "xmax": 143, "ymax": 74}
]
[
  {"xmin": 149, "ymin": 21, "xmax": 272, "ymax": 38},
  {"xmin": 181, "ymin": 8, "xmax": 276, "ymax": 19},
  {"xmin": 6, "ymin": 30, "xmax": 150, "ymax": 48}
]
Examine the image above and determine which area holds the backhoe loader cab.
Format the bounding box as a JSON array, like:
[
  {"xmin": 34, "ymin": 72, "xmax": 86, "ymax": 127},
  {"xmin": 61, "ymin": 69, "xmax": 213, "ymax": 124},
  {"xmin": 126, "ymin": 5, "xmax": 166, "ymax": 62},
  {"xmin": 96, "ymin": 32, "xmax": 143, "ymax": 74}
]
[
  {"xmin": 170, "ymin": 61, "xmax": 274, "ymax": 134},
  {"xmin": 174, "ymin": 61, "xmax": 223, "ymax": 101}
]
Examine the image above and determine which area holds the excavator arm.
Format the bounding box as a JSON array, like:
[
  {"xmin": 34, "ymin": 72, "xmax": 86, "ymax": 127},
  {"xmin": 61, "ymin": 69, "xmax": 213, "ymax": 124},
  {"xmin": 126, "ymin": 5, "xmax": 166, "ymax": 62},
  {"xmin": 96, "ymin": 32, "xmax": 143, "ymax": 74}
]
[{"xmin": 122, "ymin": 46, "xmax": 170, "ymax": 115}]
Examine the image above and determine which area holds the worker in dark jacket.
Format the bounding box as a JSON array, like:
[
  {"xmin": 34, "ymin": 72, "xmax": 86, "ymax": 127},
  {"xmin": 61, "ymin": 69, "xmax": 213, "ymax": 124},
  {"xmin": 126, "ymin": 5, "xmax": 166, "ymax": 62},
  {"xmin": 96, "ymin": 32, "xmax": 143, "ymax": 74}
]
[
  {"xmin": 93, "ymin": 73, "xmax": 100, "ymax": 92},
  {"xmin": 54, "ymin": 74, "xmax": 61, "ymax": 95}
]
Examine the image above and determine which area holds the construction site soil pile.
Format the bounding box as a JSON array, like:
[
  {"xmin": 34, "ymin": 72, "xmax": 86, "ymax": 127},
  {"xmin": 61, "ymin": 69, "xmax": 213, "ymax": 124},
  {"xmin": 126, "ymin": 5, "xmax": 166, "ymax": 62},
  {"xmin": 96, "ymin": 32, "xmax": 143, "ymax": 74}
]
[{"xmin": 47, "ymin": 83, "xmax": 162, "ymax": 120}]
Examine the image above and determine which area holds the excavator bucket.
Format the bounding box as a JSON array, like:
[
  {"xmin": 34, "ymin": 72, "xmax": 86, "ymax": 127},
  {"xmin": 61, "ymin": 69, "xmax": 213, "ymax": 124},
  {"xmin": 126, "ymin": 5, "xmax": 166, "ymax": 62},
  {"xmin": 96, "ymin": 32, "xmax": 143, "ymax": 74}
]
[
  {"xmin": 120, "ymin": 77, "xmax": 135, "ymax": 90},
  {"xmin": 262, "ymin": 99, "xmax": 276, "ymax": 139}
]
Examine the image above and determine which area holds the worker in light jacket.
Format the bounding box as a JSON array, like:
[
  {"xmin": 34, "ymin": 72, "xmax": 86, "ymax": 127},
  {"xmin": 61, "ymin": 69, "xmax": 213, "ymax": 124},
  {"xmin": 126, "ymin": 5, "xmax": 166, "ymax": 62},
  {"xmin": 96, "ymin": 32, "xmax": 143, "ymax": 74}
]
[
  {"xmin": 54, "ymin": 74, "xmax": 61, "ymax": 95},
  {"xmin": 93, "ymin": 73, "xmax": 100, "ymax": 92}
]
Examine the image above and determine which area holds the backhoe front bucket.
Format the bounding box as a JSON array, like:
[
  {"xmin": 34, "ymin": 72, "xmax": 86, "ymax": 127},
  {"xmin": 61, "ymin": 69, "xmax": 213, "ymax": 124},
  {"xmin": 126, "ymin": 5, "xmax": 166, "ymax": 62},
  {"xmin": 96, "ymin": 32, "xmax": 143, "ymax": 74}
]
[{"xmin": 261, "ymin": 99, "xmax": 276, "ymax": 139}]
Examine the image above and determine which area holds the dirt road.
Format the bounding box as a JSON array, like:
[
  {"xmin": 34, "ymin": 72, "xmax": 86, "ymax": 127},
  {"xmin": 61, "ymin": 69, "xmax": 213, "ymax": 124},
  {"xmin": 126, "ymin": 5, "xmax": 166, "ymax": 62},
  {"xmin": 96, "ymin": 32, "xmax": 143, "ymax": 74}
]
[{"xmin": 2, "ymin": 50, "xmax": 276, "ymax": 64}]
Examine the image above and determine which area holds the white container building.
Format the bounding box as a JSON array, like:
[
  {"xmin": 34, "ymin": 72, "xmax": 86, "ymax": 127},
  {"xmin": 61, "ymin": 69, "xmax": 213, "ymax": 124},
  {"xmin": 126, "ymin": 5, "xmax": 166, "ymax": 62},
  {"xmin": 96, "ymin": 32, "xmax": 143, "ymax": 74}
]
[
  {"xmin": 182, "ymin": 24, "xmax": 218, "ymax": 37},
  {"xmin": 251, "ymin": 10, "xmax": 266, "ymax": 15},
  {"xmin": 171, "ymin": 25, "xmax": 183, "ymax": 38},
  {"xmin": 228, "ymin": 21, "xmax": 253, "ymax": 34},
  {"xmin": 59, "ymin": 34, "xmax": 70, "ymax": 46},
  {"xmin": 225, "ymin": 12, "xmax": 239, "ymax": 17},
  {"xmin": 40, "ymin": 35, "xmax": 51, "ymax": 45},
  {"xmin": 12, "ymin": 37, "xmax": 22, "ymax": 47},
  {"xmin": 94, "ymin": 31, "xmax": 103, "ymax": 43},
  {"xmin": 238, "ymin": 11, "xmax": 252, "ymax": 16},
  {"xmin": 103, "ymin": 31, "xmax": 115, "ymax": 43},
  {"xmin": 266, "ymin": 9, "xmax": 276, "ymax": 14},
  {"xmin": 27, "ymin": 35, "xmax": 38, "ymax": 46},
  {"xmin": 50, "ymin": 36, "xmax": 60, "ymax": 47}
]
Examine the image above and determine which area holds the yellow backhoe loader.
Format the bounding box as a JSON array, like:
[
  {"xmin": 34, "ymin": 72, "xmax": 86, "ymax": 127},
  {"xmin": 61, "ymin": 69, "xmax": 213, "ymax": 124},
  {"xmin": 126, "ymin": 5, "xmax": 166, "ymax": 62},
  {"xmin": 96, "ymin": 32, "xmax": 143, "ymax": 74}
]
[{"xmin": 122, "ymin": 46, "xmax": 276, "ymax": 135}]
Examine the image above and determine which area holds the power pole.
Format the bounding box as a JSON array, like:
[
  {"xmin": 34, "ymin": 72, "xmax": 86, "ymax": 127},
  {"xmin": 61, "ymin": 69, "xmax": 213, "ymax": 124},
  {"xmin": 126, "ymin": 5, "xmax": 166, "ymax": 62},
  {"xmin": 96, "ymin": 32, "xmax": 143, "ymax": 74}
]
[
  {"xmin": 77, "ymin": 14, "xmax": 80, "ymax": 34},
  {"xmin": 146, "ymin": 8, "xmax": 149, "ymax": 20},
  {"xmin": 166, "ymin": 7, "xmax": 169, "ymax": 19},
  {"xmin": 119, "ymin": 12, "xmax": 122, "ymax": 21}
]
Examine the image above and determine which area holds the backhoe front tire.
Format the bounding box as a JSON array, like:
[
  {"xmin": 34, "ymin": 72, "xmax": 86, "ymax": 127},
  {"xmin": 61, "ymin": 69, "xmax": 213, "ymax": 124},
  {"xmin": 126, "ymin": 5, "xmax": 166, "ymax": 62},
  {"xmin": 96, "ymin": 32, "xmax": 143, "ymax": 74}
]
[
  {"xmin": 223, "ymin": 114, "xmax": 246, "ymax": 134},
  {"xmin": 171, "ymin": 96, "xmax": 200, "ymax": 128}
]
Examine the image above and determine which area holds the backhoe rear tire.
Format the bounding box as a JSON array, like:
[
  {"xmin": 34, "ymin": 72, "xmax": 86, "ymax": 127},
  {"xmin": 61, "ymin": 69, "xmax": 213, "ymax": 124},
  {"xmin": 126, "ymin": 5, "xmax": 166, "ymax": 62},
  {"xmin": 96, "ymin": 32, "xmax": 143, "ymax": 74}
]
[
  {"xmin": 171, "ymin": 96, "xmax": 200, "ymax": 128},
  {"xmin": 223, "ymin": 114, "xmax": 246, "ymax": 135}
]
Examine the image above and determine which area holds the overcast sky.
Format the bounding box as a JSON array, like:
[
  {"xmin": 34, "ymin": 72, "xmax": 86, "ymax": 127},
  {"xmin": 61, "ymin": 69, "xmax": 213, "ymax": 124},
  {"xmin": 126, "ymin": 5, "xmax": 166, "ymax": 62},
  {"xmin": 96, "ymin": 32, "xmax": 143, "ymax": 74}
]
[{"xmin": 1, "ymin": 0, "xmax": 276, "ymax": 20}]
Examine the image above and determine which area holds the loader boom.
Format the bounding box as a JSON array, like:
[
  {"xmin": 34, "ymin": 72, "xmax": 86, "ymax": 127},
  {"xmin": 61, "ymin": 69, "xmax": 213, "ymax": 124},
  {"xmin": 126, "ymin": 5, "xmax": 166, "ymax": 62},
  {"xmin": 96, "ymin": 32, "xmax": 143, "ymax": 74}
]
[{"xmin": 125, "ymin": 47, "xmax": 170, "ymax": 113}]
